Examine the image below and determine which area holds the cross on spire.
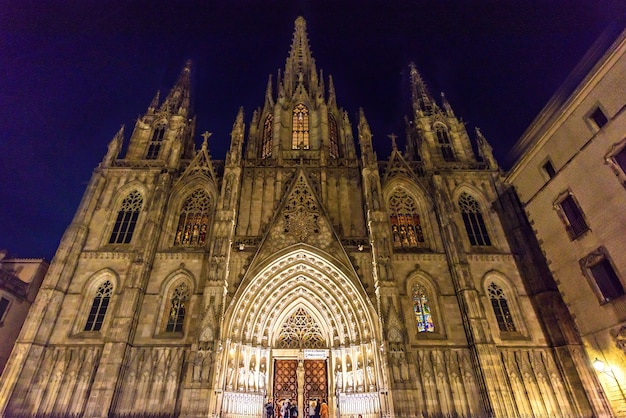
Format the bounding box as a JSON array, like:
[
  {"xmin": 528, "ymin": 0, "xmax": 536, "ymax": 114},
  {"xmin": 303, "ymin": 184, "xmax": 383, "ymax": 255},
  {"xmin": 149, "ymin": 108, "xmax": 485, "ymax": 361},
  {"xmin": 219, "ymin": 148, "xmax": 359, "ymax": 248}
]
[
  {"xmin": 201, "ymin": 131, "xmax": 212, "ymax": 148},
  {"xmin": 388, "ymin": 133, "xmax": 398, "ymax": 151}
]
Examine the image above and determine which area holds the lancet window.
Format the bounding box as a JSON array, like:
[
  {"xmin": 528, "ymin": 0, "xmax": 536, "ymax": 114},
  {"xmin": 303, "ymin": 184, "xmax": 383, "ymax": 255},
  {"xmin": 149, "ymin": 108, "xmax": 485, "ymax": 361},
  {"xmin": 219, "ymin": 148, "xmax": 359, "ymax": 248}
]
[
  {"xmin": 109, "ymin": 190, "xmax": 143, "ymax": 244},
  {"xmin": 435, "ymin": 125, "xmax": 455, "ymax": 161},
  {"xmin": 146, "ymin": 124, "xmax": 166, "ymax": 159},
  {"xmin": 389, "ymin": 188, "xmax": 425, "ymax": 249},
  {"xmin": 261, "ymin": 114, "xmax": 273, "ymax": 158},
  {"xmin": 276, "ymin": 307, "xmax": 326, "ymax": 349},
  {"xmin": 84, "ymin": 280, "xmax": 113, "ymax": 332},
  {"xmin": 328, "ymin": 113, "xmax": 339, "ymax": 158},
  {"xmin": 174, "ymin": 189, "xmax": 211, "ymax": 246},
  {"xmin": 412, "ymin": 285, "xmax": 434, "ymax": 332},
  {"xmin": 292, "ymin": 103, "xmax": 310, "ymax": 150},
  {"xmin": 487, "ymin": 282, "xmax": 516, "ymax": 332},
  {"xmin": 166, "ymin": 282, "xmax": 189, "ymax": 333},
  {"xmin": 458, "ymin": 192, "xmax": 491, "ymax": 246}
]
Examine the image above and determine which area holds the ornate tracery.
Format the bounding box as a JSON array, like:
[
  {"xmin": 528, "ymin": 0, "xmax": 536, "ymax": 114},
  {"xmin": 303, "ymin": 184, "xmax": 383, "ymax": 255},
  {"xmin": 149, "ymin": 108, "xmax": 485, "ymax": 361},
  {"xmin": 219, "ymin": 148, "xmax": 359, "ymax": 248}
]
[
  {"xmin": 292, "ymin": 103, "xmax": 310, "ymax": 149},
  {"xmin": 174, "ymin": 189, "xmax": 211, "ymax": 246},
  {"xmin": 109, "ymin": 190, "xmax": 143, "ymax": 244},
  {"xmin": 388, "ymin": 188, "xmax": 425, "ymax": 248},
  {"xmin": 276, "ymin": 307, "xmax": 326, "ymax": 348},
  {"xmin": 487, "ymin": 282, "xmax": 516, "ymax": 332},
  {"xmin": 458, "ymin": 192, "xmax": 491, "ymax": 246}
]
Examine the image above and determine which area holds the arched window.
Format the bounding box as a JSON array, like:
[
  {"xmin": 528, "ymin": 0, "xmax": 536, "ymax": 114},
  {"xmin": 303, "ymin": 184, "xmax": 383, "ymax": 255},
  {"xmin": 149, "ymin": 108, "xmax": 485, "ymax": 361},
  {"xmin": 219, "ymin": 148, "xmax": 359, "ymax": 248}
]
[
  {"xmin": 109, "ymin": 190, "xmax": 143, "ymax": 244},
  {"xmin": 166, "ymin": 282, "xmax": 189, "ymax": 333},
  {"xmin": 389, "ymin": 188, "xmax": 425, "ymax": 249},
  {"xmin": 458, "ymin": 192, "xmax": 491, "ymax": 246},
  {"xmin": 328, "ymin": 113, "xmax": 339, "ymax": 158},
  {"xmin": 487, "ymin": 283, "xmax": 516, "ymax": 332},
  {"xmin": 174, "ymin": 189, "xmax": 211, "ymax": 246},
  {"xmin": 147, "ymin": 124, "xmax": 166, "ymax": 159},
  {"xmin": 276, "ymin": 307, "xmax": 326, "ymax": 349},
  {"xmin": 435, "ymin": 125, "xmax": 455, "ymax": 161},
  {"xmin": 292, "ymin": 103, "xmax": 310, "ymax": 150},
  {"xmin": 412, "ymin": 285, "xmax": 434, "ymax": 332},
  {"xmin": 261, "ymin": 114, "xmax": 273, "ymax": 158},
  {"xmin": 84, "ymin": 280, "xmax": 113, "ymax": 332}
]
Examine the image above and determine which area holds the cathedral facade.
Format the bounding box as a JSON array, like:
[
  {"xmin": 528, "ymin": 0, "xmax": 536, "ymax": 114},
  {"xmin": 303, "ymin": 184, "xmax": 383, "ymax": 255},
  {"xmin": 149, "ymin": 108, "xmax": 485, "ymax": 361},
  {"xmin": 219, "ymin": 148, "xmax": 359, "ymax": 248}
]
[{"xmin": 0, "ymin": 17, "xmax": 610, "ymax": 418}]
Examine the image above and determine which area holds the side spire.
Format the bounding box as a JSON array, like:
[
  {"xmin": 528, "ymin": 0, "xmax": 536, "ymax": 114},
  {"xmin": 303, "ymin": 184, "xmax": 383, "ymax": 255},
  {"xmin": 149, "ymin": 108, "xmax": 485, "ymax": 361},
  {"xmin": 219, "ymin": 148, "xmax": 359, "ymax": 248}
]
[
  {"xmin": 103, "ymin": 125, "xmax": 124, "ymax": 167},
  {"xmin": 409, "ymin": 62, "xmax": 433, "ymax": 115},
  {"xmin": 161, "ymin": 60, "xmax": 192, "ymax": 116},
  {"xmin": 475, "ymin": 128, "xmax": 498, "ymax": 169}
]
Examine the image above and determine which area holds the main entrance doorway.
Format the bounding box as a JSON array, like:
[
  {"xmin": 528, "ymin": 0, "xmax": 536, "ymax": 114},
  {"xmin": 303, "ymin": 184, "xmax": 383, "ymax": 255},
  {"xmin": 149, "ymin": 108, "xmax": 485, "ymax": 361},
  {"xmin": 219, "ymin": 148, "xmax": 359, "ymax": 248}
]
[{"xmin": 273, "ymin": 359, "xmax": 327, "ymax": 417}]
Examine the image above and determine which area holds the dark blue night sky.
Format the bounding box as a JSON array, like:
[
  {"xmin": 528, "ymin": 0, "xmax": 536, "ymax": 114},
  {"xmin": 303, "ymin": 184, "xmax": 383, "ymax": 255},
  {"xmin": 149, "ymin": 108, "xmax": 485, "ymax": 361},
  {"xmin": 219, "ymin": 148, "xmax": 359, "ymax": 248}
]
[{"xmin": 1, "ymin": 0, "xmax": 624, "ymax": 260}]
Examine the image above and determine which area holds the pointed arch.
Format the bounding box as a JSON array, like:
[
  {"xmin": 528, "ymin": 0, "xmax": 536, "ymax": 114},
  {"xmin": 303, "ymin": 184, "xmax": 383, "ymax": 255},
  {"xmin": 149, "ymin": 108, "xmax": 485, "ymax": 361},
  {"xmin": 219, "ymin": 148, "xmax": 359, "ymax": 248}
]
[
  {"xmin": 163, "ymin": 179, "xmax": 217, "ymax": 248},
  {"xmin": 224, "ymin": 246, "xmax": 378, "ymax": 348},
  {"xmin": 261, "ymin": 113, "xmax": 273, "ymax": 158},
  {"xmin": 147, "ymin": 121, "xmax": 167, "ymax": 159},
  {"xmin": 433, "ymin": 123, "xmax": 455, "ymax": 162},
  {"xmin": 388, "ymin": 187, "xmax": 425, "ymax": 249},
  {"xmin": 457, "ymin": 191, "xmax": 491, "ymax": 247},
  {"xmin": 173, "ymin": 188, "xmax": 212, "ymax": 246},
  {"xmin": 292, "ymin": 103, "xmax": 310, "ymax": 149},
  {"xmin": 108, "ymin": 189, "xmax": 143, "ymax": 244},
  {"xmin": 481, "ymin": 271, "xmax": 527, "ymax": 338},
  {"xmin": 406, "ymin": 271, "xmax": 445, "ymax": 339},
  {"xmin": 73, "ymin": 268, "xmax": 120, "ymax": 336},
  {"xmin": 156, "ymin": 272, "xmax": 195, "ymax": 337},
  {"xmin": 384, "ymin": 178, "xmax": 438, "ymax": 251}
]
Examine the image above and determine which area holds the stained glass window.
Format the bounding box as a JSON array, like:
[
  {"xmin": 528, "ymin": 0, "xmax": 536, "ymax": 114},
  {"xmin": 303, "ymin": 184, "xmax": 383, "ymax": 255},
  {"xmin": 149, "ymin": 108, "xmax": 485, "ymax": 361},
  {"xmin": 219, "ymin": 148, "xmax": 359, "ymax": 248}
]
[
  {"xmin": 459, "ymin": 192, "xmax": 491, "ymax": 246},
  {"xmin": 84, "ymin": 280, "xmax": 113, "ymax": 332},
  {"xmin": 277, "ymin": 307, "xmax": 326, "ymax": 348},
  {"xmin": 261, "ymin": 114, "xmax": 273, "ymax": 158},
  {"xmin": 389, "ymin": 188, "xmax": 425, "ymax": 249},
  {"xmin": 292, "ymin": 103, "xmax": 310, "ymax": 150},
  {"xmin": 146, "ymin": 124, "xmax": 166, "ymax": 159},
  {"xmin": 166, "ymin": 283, "xmax": 189, "ymax": 333},
  {"xmin": 412, "ymin": 285, "xmax": 434, "ymax": 332},
  {"xmin": 435, "ymin": 125, "xmax": 455, "ymax": 161},
  {"xmin": 174, "ymin": 189, "xmax": 211, "ymax": 246},
  {"xmin": 487, "ymin": 283, "xmax": 516, "ymax": 332},
  {"xmin": 328, "ymin": 113, "xmax": 339, "ymax": 158},
  {"xmin": 109, "ymin": 190, "xmax": 143, "ymax": 244}
]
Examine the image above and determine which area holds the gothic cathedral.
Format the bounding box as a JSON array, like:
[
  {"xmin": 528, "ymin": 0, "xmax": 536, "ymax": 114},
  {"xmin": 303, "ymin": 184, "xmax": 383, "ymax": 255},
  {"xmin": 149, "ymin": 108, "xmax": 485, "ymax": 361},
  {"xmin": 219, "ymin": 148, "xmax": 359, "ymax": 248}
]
[{"xmin": 0, "ymin": 17, "xmax": 608, "ymax": 418}]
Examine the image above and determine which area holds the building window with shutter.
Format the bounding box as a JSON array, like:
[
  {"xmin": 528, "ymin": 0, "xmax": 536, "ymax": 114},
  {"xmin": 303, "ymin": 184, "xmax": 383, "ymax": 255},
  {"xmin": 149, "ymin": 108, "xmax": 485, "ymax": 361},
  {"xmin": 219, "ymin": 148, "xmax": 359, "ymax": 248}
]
[
  {"xmin": 555, "ymin": 193, "xmax": 589, "ymax": 240},
  {"xmin": 581, "ymin": 248, "xmax": 625, "ymax": 303}
]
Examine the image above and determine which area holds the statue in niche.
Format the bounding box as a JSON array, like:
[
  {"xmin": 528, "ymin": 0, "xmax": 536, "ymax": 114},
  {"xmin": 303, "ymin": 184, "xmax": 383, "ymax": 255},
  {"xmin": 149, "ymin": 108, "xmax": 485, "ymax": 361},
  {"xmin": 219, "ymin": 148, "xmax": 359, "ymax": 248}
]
[
  {"xmin": 192, "ymin": 351, "xmax": 204, "ymax": 382},
  {"xmin": 248, "ymin": 367, "xmax": 256, "ymax": 390},
  {"xmin": 335, "ymin": 369, "xmax": 343, "ymax": 390},
  {"xmin": 238, "ymin": 365, "xmax": 247, "ymax": 389},
  {"xmin": 366, "ymin": 361, "xmax": 375, "ymax": 388}
]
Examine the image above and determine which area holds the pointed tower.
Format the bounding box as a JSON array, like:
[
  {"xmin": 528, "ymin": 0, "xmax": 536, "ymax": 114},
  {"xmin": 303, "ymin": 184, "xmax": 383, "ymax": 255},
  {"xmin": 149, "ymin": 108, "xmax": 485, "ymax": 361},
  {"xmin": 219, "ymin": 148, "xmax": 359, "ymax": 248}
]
[{"xmin": 125, "ymin": 61, "xmax": 196, "ymax": 164}]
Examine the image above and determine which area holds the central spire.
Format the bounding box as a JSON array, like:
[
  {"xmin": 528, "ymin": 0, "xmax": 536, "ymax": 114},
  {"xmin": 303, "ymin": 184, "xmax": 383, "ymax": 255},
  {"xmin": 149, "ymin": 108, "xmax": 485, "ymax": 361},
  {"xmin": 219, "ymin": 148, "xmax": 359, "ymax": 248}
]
[{"xmin": 283, "ymin": 16, "xmax": 319, "ymax": 97}]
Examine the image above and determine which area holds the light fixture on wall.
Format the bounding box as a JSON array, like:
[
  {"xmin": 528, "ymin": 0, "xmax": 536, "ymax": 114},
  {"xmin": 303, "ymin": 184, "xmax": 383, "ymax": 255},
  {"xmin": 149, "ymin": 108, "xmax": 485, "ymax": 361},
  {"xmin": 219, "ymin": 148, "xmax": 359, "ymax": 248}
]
[{"xmin": 592, "ymin": 358, "xmax": 626, "ymax": 403}]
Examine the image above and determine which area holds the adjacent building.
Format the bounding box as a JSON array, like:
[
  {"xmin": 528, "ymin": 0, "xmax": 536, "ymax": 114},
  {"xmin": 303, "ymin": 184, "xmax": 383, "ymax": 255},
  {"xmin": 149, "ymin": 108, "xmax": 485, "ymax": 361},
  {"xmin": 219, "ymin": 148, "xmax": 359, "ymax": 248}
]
[
  {"xmin": 508, "ymin": 27, "xmax": 626, "ymax": 417},
  {"xmin": 0, "ymin": 16, "xmax": 616, "ymax": 418},
  {"xmin": 0, "ymin": 251, "xmax": 48, "ymax": 375}
]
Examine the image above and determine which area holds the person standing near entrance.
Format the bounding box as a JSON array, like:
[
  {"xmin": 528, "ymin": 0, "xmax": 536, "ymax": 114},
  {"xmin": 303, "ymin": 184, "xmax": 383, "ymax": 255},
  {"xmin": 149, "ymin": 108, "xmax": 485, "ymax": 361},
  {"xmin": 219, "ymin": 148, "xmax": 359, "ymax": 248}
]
[
  {"xmin": 320, "ymin": 400, "xmax": 328, "ymax": 418},
  {"xmin": 281, "ymin": 399, "xmax": 291, "ymax": 418},
  {"xmin": 265, "ymin": 398, "xmax": 274, "ymax": 418}
]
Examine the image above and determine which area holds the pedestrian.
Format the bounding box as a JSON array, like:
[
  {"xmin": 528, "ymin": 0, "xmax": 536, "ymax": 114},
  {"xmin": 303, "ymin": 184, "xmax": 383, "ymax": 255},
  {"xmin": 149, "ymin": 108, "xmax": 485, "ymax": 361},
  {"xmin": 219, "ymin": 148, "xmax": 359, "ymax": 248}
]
[
  {"xmin": 281, "ymin": 399, "xmax": 291, "ymax": 418},
  {"xmin": 265, "ymin": 398, "xmax": 274, "ymax": 418},
  {"xmin": 320, "ymin": 400, "xmax": 328, "ymax": 418}
]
